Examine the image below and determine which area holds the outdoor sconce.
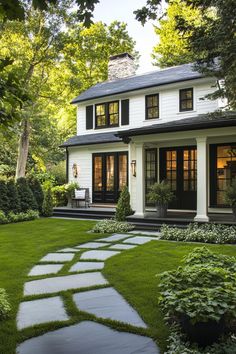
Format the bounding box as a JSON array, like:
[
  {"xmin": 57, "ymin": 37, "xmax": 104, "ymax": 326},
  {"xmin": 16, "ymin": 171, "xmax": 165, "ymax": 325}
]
[
  {"xmin": 72, "ymin": 163, "xmax": 78, "ymax": 178},
  {"xmin": 131, "ymin": 160, "xmax": 136, "ymax": 177}
]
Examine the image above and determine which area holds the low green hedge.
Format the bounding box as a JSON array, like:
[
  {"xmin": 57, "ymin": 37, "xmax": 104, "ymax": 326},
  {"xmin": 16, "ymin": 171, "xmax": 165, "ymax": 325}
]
[
  {"xmin": 160, "ymin": 223, "xmax": 236, "ymax": 244},
  {"xmin": 0, "ymin": 210, "xmax": 39, "ymax": 224}
]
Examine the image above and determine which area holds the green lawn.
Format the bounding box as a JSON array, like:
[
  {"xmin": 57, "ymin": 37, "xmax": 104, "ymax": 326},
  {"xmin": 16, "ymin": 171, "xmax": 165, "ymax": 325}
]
[{"xmin": 0, "ymin": 219, "xmax": 235, "ymax": 354}]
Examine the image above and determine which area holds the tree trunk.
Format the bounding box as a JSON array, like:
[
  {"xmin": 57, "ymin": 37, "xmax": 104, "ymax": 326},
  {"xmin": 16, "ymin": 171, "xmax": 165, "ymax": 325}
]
[{"xmin": 15, "ymin": 118, "xmax": 30, "ymax": 179}]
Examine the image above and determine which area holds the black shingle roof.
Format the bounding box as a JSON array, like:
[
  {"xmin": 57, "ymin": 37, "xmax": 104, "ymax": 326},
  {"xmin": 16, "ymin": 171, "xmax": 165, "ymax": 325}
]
[
  {"xmin": 117, "ymin": 112, "xmax": 236, "ymax": 138},
  {"xmin": 72, "ymin": 63, "xmax": 204, "ymax": 104},
  {"xmin": 60, "ymin": 131, "xmax": 122, "ymax": 148}
]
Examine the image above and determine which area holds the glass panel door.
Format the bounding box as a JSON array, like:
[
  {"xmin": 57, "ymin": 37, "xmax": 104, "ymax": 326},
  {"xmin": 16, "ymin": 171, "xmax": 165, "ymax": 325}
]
[
  {"xmin": 106, "ymin": 155, "xmax": 115, "ymax": 191},
  {"xmin": 94, "ymin": 156, "xmax": 103, "ymax": 191},
  {"xmin": 145, "ymin": 149, "xmax": 157, "ymax": 205},
  {"xmin": 118, "ymin": 153, "xmax": 128, "ymax": 191}
]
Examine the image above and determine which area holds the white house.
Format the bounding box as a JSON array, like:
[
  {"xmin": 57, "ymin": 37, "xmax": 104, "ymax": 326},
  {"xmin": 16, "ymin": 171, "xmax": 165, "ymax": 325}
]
[{"xmin": 61, "ymin": 53, "xmax": 236, "ymax": 222}]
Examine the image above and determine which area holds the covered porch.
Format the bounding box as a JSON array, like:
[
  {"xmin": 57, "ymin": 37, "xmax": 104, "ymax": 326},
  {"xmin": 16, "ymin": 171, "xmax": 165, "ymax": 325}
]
[{"xmin": 123, "ymin": 120, "xmax": 236, "ymax": 223}]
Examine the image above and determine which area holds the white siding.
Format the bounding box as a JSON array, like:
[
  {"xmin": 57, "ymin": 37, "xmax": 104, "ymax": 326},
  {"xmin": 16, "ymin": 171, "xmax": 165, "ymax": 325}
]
[{"xmin": 76, "ymin": 79, "xmax": 219, "ymax": 136}]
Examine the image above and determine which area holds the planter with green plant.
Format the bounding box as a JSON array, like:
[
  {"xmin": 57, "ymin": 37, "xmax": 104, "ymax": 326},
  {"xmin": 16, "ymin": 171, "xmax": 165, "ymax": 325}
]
[
  {"xmin": 159, "ymin": 247, "xmax": 236, "ymax": 347},
  {"xmin": 147, "ymin": 180, "xmax": 174, "ymax": 217},
  {"xmin": 225, "ymin": 178, "xmax": 236, "ymax": 220}
]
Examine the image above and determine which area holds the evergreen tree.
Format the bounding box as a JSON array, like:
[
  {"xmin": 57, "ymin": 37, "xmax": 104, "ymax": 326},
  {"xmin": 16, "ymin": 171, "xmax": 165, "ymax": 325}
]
[
  {"xmin": 16, "ymin": 178, "xmax": 38, "ymax": 212},
  {"xmin": 0, "ymin": 180, "xmax": 9, "ymax": 214},
  {"xmin": 115, "ymin": 186, "xmax": 133, "ymax": 221},
  {"xmin": 6, "ymin": 179, "xmax": 21, "ymax": 214},
  {"xmin": 42, "ymin": 188, "xmax": 53, "ymax": 217},
  {"xmin": 28, "ymin": 177, "xmax": 44, "ymax": 214}
]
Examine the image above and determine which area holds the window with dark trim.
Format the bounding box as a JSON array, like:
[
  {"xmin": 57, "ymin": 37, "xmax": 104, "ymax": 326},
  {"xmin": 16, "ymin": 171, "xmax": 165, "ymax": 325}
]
[
  {"xmin": 146, "ymin": 94, "xmax": 159, "ymax": 120},
  {"xmin": 95, "ymin": 101, "xmax": 119, "ymax": 128},
  {"xmin": 179, "ymin": 88, "xmax": 193, "ymax": 112}
]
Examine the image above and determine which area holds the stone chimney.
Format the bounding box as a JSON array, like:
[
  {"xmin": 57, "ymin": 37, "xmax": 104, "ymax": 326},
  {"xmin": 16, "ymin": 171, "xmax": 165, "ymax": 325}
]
[{"xmin": 108, "ymin": 53, "xmax": 136, "ymax": 81}]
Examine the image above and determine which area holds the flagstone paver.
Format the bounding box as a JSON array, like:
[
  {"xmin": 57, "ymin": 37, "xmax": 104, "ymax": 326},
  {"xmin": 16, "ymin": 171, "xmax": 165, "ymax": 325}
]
[
  {"xmin": 123, "ymin": 236, "xmax": 158, "ymax": 245},
  {"xmin": 98, "ymin": 234, "xmax": 130, "ymax": 242},
  {"xmin": 28, "ymin": 264, "xmax": 64, "ymax": 276},
  {"xmin": 73, "ymin": 287, "xmax": 147, "ymax": 328},
  {"xmin": 76, "ymin": 242, "xmax": 110, "ymax": 249},
  {"xmin": 17, "ymin": 321, "xmax": 159, "ymax": 354},
  {"xmin": 69, "ymin": 261, "xmax": 104, "ymax": 272},
  {"xmin": 57, "ymin": 248, "xmax": 81, "ymax": 253},
  {"xmin": 80, "ymin": 250, "xmax": 120, "ymax": 261},
  {"xmin": 17, "ymin": 297, "xmax": 69, "ymax": 330},
  {"xmin": 18, "ymin": 233, "xmax": 160, "ymax": 354},
  {"xmin": 24, "ymin": 272, "xmax": 108, "ymax": 296},
  {"xmin": 40, "ymin": 253, "xmax": 74, "ymax": 263},
  {"xmin": 109, "ymin": 243, "xmax": 137, "ymax": 250}
]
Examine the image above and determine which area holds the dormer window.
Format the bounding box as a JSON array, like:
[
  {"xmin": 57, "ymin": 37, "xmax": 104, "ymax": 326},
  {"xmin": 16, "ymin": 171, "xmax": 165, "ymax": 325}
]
[
  {"xmin": 95, "ymin": 101, "xmax": 119, "ymax": 128},
  {"xmin": 146, "ymin": 94, "xmax": 159, "ymax": 120},
  {"xmin": 179, "ymin": 88, "xmax": 193, "ymax": 112}
]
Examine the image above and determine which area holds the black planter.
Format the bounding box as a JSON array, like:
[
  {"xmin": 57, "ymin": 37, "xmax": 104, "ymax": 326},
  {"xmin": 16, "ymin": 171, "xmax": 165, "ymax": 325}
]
[
  {"xmin": 180, "ymin": 315, "xmax": 225, "ymax": 347},
  {"xmin": 156, "ymin": 203, "xmax": 168, "ymax": 218}
]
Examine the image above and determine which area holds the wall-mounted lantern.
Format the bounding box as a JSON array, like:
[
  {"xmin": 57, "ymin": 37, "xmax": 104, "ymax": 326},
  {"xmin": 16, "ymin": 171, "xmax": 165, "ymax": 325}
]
[
  {"xmin": 72, "ymin": 163, "xmax": 78, "ymax": 178},
  {"xmin": 131, "ymin": 160, "xmax": 136, "ymax": 177}
]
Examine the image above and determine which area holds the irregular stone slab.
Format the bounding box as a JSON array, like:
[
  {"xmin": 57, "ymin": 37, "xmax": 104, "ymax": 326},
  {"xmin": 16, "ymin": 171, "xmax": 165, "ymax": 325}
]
[
  {"xmin": 123, "ymin": 236, "xmax": 158, "ymax": 245},
  {"xmin": 17, "ymin": 297, "xmax": 69, "ymax": 330},
  {"xmin": 24, "ymin": 272, "xmax": 108, "ymax": 296},
  {"xmin": 76, "ymin": 242, "xmax": 110, "ymax": 249},
  {"xmin": 73, "ymin": 287, "xmax": 147, "ymax": 328},
  {"xmin": 40, "ymin": 253, "xmax": 74, "ymax": 263},
  {"xmin": 80, "ymin": 250, "xmax": 120, "ymax": 261},
  {"xmin": 129, "ymin": 230, "xmax": 161, "ymax": 237},
  {"xmin": 29, "ymin": 264, "xmax": 63, "ymax": 276},
  {"xmin": 99, "ymin": 234, "xmax": 130, "ymax": 242},
  {"xmin": 70, "ymin": 261, "xmax": 104, "ymax": 272},
  {"xmin": 109, "ymin": 244, "xmax": 137, "ymax": 250},
  {"xmin": 17, "ymin": 321, "xmax": 159, "ymax": 354},
  {"xmin": 57, "ymin": 248, "xmax": 80, "ymax": 253}
]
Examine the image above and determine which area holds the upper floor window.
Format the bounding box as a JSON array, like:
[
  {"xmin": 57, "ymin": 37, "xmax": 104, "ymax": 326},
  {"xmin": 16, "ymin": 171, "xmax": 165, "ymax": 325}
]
[
  {"xmin": 146, "ymin": 94, "xmax": 159, "ymax": 120},
  {"xmin": 179, "ymin": 88, "xmax": 193, "ymax": 112},
  {"xmin": 95, "ymin": 101, "xmax": 119, "ymax": 128}
]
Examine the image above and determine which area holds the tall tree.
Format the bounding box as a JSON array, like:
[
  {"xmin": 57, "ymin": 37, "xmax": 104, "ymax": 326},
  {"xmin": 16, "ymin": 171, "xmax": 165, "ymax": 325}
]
[
  {"xmin": 152, "ymin": 0, "xmax": 199, "ymax": 68},
  {"xmin": 135, "ymin": 0, "xmax": 236, "ymax": 108}
]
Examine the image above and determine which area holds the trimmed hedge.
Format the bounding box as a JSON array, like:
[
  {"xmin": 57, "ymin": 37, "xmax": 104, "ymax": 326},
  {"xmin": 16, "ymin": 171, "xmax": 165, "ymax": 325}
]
[
  {"xmin": 0, "ymin": 180, "xmax": 9, "ymax": 214},
  {"xmin": 28, "ymin": 177, "xmax": 44, "ymax": 213},
  {"xmin": 0, "ymin": 210, "xmax": 39, "ymax": 224},
  {"xmin": 16, "ymin": 178, "xmax": 38, "ymax": 212},
  {"xmin": 6, "ymin": 179, "xmax": 21, "ymax": 214}
]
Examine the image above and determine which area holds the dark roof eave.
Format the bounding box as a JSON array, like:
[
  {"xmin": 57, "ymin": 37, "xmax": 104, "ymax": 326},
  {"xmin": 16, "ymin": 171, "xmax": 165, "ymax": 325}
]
[
  {"xmin": 71, "ymin": 75, "xmax": 204, "ymax": 105},
  {"xmin": 60, "ymin": 139, "xmax": 122, "ymax": 149},
  {"xmin": 117, "ymin": 119, "xmax": 236, "ymax": 138}
]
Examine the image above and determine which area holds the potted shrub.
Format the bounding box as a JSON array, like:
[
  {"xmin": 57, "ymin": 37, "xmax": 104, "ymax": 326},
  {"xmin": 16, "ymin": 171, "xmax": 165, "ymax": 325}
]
[
  {"xmin": 159, "ymin": 247, "xmax": 236, "ymax": 347},
  {"xmin": 147, "ymin": 180, "xmax": 174, "ymax": 218},
  {"xmin": 65, "ymin": 182, "xmax": 79, "ymax": 207},
  {"xmin": 225, "ymin": 178, "xmax": 236, "ymax": 220}
]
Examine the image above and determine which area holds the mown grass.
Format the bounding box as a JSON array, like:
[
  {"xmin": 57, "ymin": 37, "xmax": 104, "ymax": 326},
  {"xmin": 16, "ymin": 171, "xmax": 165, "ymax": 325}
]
[{"xmin": 0, "ymin": 219, "xmax": 235, "ymax": 354}]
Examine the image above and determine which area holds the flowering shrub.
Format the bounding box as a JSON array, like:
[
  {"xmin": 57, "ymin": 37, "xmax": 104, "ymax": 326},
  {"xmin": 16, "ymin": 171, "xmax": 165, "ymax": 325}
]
[
  {"xmin": 0, "ymin": 289, "xmax": 11, "ymax": 320},
  {"xmin": 92, "ymin": 219, "xmax": 134, "ymax": 233},
  {"xmin": 160, "ymin": 223, "xmax": 236, "ymax": 244}
]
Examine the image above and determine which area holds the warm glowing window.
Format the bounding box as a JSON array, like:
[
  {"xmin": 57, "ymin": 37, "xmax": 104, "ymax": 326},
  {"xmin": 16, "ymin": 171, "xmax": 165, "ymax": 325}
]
[
  {"xmin": 95, "ymin": 101, "xmax": 119, "ymax": 128},
  {"xmin": 146, "ymin": 94, "xmax": 159, "ymax": 119},
  {"xmin": 179, "ymin": 88, "xmax": 193, "ymax": 111}
]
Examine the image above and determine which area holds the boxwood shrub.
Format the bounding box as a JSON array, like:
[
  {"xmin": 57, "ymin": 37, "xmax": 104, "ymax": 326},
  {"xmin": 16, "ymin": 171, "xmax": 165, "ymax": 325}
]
[{"xmin": 0, "ymin": 289, "xmax": 11, "ymax": 320}]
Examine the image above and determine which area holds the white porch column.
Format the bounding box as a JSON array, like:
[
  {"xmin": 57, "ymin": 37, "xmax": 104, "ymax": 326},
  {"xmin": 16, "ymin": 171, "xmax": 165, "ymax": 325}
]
[
  {"xmin": 194, "ymin": 137, "xmax": 209, "ymax": 222},
  {"xmin": 134, "ymin": 143, "xmax": 145, "ymax": 217}
]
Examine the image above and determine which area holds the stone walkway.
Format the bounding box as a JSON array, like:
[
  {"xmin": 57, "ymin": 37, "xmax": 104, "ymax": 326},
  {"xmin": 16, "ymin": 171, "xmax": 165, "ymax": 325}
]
[{"xmin": 17, "ymin": 232, "xmax": 160, "ymax": 354}]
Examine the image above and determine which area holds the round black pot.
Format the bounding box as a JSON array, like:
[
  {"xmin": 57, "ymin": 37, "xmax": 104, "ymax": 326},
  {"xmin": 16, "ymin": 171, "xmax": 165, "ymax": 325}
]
[{"xmin": 180, "ymin": 315, "xmax": 225, "ymax": 347}]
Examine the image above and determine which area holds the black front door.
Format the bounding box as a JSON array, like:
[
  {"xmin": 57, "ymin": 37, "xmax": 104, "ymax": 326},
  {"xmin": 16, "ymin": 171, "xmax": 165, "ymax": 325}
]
[
  {"xmin": 92, "ymin": 152, "xmax": 128, "ymax": 203},
  {"xmin": 160, "ymin": 146, "xmax": 197, "ymax": 210}
]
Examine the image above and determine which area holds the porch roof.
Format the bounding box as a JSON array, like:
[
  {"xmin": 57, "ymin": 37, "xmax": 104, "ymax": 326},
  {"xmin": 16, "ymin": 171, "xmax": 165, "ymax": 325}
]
[
  {"xmin": 60, "ymin": 131, "xmax": 122, "ymax": 148},
  {"xmin": 117, "ymin": 112, "xmax": 236, "ymax": 139}
]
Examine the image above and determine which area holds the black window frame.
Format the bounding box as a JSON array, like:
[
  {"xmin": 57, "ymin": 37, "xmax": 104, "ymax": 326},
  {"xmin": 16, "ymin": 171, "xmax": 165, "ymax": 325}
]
[
  {"xmin": 95, "ymin": 101, "xmax": 119, "ymax": 129},
  {"xmin": 179, "ymin": 88, "xmax": 194, "ymax": 112},
  {"xmin": 145, "ymin": 94, "xmax": 159, "ymax": 120}
]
